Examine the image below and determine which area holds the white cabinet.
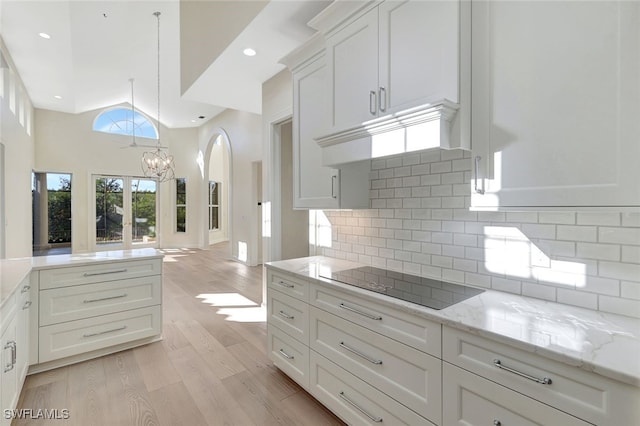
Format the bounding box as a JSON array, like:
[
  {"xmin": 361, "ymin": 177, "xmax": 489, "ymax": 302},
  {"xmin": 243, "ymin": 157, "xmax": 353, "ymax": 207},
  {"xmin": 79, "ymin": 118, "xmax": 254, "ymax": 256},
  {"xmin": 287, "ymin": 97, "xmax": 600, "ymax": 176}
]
[
  {"xmin": 471, "ymin": 0, "xmax": 640, "ymax": 208},
  {"xmin": 323, "ymin": 0, "xmax": 460, "ymax": 133},
  {"xmin": 31, "ymin": 257, "xmax": 163, "ymax": 372},
  {"xmin": 1, "ymin": 275, "xmax": 30, "ymax": 426},
  {"xmin": 284, "ymin": 35, "xmax": 370, "ymax": 209},
  {"xmin": 443, "ymin": 326, "xmax": 640, "ymax": 425}
]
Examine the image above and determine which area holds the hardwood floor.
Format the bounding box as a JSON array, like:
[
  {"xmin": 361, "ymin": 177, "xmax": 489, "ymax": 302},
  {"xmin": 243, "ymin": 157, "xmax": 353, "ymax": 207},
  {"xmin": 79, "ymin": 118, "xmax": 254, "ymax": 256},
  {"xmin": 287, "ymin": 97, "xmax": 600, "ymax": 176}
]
[{"xmin": 15, "ymin": 243, "xmax": 344, "ymax": 426}]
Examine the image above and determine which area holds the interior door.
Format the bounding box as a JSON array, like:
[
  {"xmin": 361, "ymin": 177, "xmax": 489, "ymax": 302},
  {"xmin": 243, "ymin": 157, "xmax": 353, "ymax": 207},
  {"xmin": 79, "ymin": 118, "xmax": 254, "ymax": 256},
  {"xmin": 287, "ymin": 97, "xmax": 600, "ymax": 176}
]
[{"xmin": 93, "ymin": 175, "xmax": 158, "ymax": 250}]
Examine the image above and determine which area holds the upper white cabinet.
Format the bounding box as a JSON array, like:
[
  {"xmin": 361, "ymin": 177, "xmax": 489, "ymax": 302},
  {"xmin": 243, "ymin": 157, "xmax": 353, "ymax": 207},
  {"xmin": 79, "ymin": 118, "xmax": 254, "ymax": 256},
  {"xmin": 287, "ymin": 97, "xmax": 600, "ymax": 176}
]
[
  {"xmin": 309, "ymin": 0, "xmax": 468, "ymax": 165},
  {"xmin": 471, "ymin": 0, "xmax": 640, "ymax": 208},
  {"xmin": 283, "ymin": 34, "xmax": 370, "ymax": 209}
]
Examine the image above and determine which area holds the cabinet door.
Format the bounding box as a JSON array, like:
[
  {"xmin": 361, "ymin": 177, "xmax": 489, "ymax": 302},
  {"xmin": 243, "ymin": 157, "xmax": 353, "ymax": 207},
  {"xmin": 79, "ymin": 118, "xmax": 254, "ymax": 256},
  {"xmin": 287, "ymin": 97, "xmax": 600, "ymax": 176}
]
[
  {"xmin": 16, "ymin": 280, "xmax": 31, "ymax": 386},
  {"xmin": 379, "ymin": 0, "xmax": 459, "ymax": 114},
  {"xmin": 1, "ymin": 316, "xmax": 17, "ymax": 422},
  {"xmin": 292, "ymin": 55, "xmax": 340, "ymax": 209},
  {"xmin": 471, "ymin": 0, "xmax": 640, "ymax": 208},
  {"xmin": 326, "ymin": 6, "xmax": 378, "ymax": 132}
]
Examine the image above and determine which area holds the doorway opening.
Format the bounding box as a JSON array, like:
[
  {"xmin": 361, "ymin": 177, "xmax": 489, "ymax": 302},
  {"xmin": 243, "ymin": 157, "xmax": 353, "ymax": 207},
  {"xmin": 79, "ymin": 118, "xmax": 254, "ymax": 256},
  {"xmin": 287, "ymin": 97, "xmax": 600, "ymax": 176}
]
[{"xmin": 32, "ymin": 172, "xmax": 72, "ymax": 256}]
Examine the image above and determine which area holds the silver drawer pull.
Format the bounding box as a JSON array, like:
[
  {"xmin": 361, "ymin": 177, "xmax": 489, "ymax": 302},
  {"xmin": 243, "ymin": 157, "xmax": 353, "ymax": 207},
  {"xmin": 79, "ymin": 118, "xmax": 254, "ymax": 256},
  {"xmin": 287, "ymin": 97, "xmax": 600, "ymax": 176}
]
[
  {"xmin": 339, "ymin": 303, "xmax": 382, "ymax": 321},
  {"xmin": 277, "ymin": 280, "xmax": 294, "ymax": 289},
  {"xmin": 278, "ymin": 349, "xmax": 294, "ymax": 360},
  {"xmin": 493, "ymin": 359, "xmax": 552, "ymax": 385},
  {"xmin": 494, "ymin": 421, "xmax": 501, "ymax": 426},
  {"xmin": 21, "ymin": 285, "xmax": 31, "ymax": 293},
  {"xmin": 278, "ymin": 310, "xmax": 294, "ymax": 320},
  {"xmin": 83, "ymin": 269, "xmax": 128, "ymax": 277},
  {"xmin": 22, "ymin": 300, "xmax": 32, "ymax": 310},
  {"xmin": 340, "ymin": 342, "xmax": 383, "ymax": 365},
  {"xmin": 3, "ymin": 341, "xmax": 16, "ymax": 372},
  {"xmin": 339, "ymin": 391, "xmax": 382, "ymax": 423},
  {"xmin": 83, "ymin": 325, "xmax": 127, "ymax": 338},
  {"xmin": 83, "ymin": 293, "xmax": 128, "ymax": 303}
]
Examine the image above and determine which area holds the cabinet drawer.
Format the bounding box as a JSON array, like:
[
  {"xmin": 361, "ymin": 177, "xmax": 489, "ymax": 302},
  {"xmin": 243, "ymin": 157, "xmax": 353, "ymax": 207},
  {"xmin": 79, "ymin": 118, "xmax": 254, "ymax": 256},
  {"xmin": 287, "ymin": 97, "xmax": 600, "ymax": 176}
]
[
  {"xmin": 40, "ymin": 275, "xmax": 162, "ymax": 326},
  {"xmin": 39, "ymin": 305, "xmax": 161, "ymax": 362},
  {"xmin": 267, "ymin": 325, "xmax": 309, "ymax": 390},
  {"xmin": 39, "ymin": 258, "xmax": 162, "ymax": 290},
  {"xmin": 267, "ymin": 270, "xmax": 309, "ymax": 302},
  {"xmin": 310, "ymin": 306, "xmax": 441, "ymax": 423},
  {"xmin": 311, "ymin": 282, "xmax": 441, "ymax": 357},
  {"xmin": 443, "ymin": 363, "xmax": 588, "ymax": 426},
  {"xmin": 267, "ymin": 289, "xmax": 309, "ymax": 344},
  {"xmin": 443, "ymin": 326, "xmax": 640, "ymax": 425},
  {"xmin": 310, "ymin": 351, "xmax": 434, "ymax": 426}
]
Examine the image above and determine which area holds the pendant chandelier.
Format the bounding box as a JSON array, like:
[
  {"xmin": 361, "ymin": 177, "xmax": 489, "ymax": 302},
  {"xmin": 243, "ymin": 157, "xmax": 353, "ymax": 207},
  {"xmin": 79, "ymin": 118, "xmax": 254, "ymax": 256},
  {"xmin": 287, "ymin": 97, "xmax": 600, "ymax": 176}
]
[{"xmin": 141, "ymin": 11, "xmax": 175, "ymax": 182}]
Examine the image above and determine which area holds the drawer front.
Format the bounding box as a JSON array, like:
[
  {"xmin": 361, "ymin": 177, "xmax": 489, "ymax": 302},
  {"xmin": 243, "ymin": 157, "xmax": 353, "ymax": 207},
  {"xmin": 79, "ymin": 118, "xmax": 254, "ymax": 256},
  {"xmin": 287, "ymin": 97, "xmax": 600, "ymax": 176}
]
[
  {"xmin": 266, "ymin": 269, "xmax": 309, "ymax": 302},
  {"xmin": 443, "ymin": 363, "xmax": 589, "ymax": 426},
  {"xmin": 267, "ymin": 325, "xmax": 309, "ymax": 390},
  {"xmin": 310, "ymin": 351, "xmax": 435, "ymax": 426},
  {"xmin": 310, "ymin": 306, "xmax": 441, "ymax": 423},
  {"xmin": 443, "ymin": 326, "xmax": 640, "ymax": 425},
  {"xmin": 39, "ymin": 305, "xmax": 161, "ymax": 362},
  {"xmin": 40, "ymin": 275, "xmax": 162, "ymax": 326},
  {"xmin": 267, "ymin": 289, "xmax": 309, "ymax": 344},
  {"xmin": 39, "ymin": 258, "xmax": 162, "ymax": 290},
  {"xmin": 311, "ymin": 282, "xmax": 441, "ymax": 357}
]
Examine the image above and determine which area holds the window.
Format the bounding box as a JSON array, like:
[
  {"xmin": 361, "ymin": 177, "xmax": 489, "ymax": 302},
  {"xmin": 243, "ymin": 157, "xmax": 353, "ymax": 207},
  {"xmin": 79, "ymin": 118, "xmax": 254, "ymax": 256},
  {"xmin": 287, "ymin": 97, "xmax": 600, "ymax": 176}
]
[
  {"xmin": 176, "ymin": 178, "xmax": 186, "ymax": 232},
  {"xmin": 32, "ymin": 172, "xmax": 72, "ymax": 256},
  {"xmin": 208, "ymin": 181, "xmax": 220, "ymax": 230},
  {"xmin": 93, "ymin": 107, "xmax": 158, "ymax": 139}
]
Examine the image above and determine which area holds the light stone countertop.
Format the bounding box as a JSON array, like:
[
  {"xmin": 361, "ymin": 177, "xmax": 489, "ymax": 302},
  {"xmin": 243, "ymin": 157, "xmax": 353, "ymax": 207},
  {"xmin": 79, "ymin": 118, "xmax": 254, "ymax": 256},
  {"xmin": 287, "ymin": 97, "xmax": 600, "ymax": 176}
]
[
  {"xmin": 266, "ymin": 255, "xmax": 640, "ymax": 387},
  {"xmin": 0, "ymin": 249, "xmax": 163, "ymax": 311}
]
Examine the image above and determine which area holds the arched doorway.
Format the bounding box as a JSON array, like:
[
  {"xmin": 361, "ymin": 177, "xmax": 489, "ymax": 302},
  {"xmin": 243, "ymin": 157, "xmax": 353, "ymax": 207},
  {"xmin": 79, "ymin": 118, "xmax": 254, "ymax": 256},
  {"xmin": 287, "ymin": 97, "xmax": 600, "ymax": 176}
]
[{"xmin": 199, "ymin": 129, "xmax": 232, "ymax": 252}]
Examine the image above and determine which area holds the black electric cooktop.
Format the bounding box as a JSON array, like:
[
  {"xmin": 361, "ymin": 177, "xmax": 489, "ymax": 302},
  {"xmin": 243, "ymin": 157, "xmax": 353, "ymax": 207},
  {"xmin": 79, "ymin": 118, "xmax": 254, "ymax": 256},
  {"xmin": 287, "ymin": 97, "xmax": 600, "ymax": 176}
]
[{"xmin": 320, "ymin": 266, "xmax": 484, "ymax": 310}]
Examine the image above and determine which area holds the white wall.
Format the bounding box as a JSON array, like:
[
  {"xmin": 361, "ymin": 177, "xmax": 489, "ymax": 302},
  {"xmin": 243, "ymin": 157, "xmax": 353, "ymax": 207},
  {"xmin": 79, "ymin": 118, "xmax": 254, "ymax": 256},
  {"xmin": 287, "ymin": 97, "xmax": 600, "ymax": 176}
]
[
  {"xmin": 198, "ymin": 109, "xmax": 262, "ymax": 264},
  {"xmin": 1, "ymin": 38, "xmax": 35, "ymax": 258},
  {"xmin": 317, "ymin": 149, "xmax": 640, "ymax": 319},
  {"xmin": 34, "ymin": 106, "xmax": 200, "ymax": 252}
]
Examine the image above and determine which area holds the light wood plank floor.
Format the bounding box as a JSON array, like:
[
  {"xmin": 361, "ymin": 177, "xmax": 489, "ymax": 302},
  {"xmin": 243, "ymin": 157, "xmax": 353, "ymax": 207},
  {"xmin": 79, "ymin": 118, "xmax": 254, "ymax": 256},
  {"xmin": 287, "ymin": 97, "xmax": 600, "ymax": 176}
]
[{"xmin": 15, "ymin": 243, "xmax": 345, "ymax": 426}]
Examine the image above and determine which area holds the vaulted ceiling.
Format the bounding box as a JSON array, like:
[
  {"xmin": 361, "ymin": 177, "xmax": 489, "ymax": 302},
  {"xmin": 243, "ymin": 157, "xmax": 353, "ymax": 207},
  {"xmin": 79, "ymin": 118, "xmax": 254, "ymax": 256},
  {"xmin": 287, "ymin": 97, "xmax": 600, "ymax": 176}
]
[{"xmin": 0, "ymin": 0, "xmax": 330, "ymax": 128}]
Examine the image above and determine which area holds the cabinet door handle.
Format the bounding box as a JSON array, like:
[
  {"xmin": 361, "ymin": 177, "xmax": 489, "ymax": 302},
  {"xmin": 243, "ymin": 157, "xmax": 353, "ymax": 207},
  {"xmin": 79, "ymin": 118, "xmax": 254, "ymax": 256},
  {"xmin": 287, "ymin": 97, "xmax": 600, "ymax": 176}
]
[
  {"xmin": 278, "ymin": 310, "xmax": 294, "ymax": 320},
  {"xmin": 339, "ymin": 303, "xmax": 382, "ymax": 321},
  {"xmin": 331, "ymin": 175, "xmax": 337, "ymax": 199},
  {"xmin": 338, "ymin": 391, "xmax": 382, "ymax": 423},
  {"xmin": 378, "ymin": 86, "xmax": 386, "ymax": 112},
  {"xmin": 83, "ymin": 269, "xmax": 128, "ymax": 277},
  {"xmin": 22, "ymin": 300, "xmax": 32, "ymax": 310},
  {"xmin": 4, "ymin": 341, "xmax": 16, "ymax": 372},
  {"xmin": 493, "ymin": 359, "xmax": 552, "ymax": 385},
  {"xmin": 21, "ymin": 285, "xmax": 31, "ymax": 293},
  {"xmin": 83, "ymin": 293, "xmax": 128, "ymax": 303},
  {"xmin": 278, "ymin": 349, "xmax": 294, "ymax": 360},
  {"xmin": 369, "ymin": 90, "xmax": 377, "ymax": 115},
  {"xmin": 82, "ymin": 325, "xmax": 127, "ymax": 338},
  {"xmin": 339, "ymin": 342, "xmax": 383, "ymax": 365},
  {"xmin": 474, "ymin": 156, "xmax": 485, "ymax": 194},
  {"xmin": 277, "ymin": 280, "xmax": 294, "ymax": 289}
]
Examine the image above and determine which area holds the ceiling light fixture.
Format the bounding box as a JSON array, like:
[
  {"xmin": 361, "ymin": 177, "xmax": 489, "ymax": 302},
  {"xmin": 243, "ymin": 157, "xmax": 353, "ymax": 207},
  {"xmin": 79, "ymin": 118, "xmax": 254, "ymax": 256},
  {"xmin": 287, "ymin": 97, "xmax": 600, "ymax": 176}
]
[
  {"xmin": 243, "ymin": 48, "xmax": 257, "ymax": 57},
  {"xmin": 38, "ymin": 32, "xmax": 51, "ymax": 39},
  {"xmin": 141, "ymin": 11, "xmax": 175, "ymax": 183},
  {"xmin": 53, "ymin": 95, "xmax": 62, "ymax": 99}
]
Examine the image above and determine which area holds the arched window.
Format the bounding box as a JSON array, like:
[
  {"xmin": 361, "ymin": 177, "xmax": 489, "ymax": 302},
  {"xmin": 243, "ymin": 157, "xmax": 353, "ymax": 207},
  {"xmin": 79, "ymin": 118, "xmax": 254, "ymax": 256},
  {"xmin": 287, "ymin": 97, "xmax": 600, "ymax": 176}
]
[{"xmin": 93, "ymin": 107, "xmax": 158, "ymax": 139}]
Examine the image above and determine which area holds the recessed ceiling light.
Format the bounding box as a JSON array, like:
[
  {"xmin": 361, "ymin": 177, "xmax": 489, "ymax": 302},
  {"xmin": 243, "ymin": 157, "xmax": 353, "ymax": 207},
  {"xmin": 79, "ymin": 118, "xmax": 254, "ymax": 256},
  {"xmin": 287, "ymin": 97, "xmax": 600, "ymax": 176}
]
[
  {"xmin": 53, "ymin": 95, "xmax": 62, "ymax": 99},
  {"xmin": 243, "ymin": 48, "xmax": 257, "ymax": 57},
  {"xmin": 39, "ymin": 32, "xmax": 51, "ymax": 39},
  {"xmin": 198, "ymin": 116, "xmax": 205, "ymax": 119},
  {"xmin": 191, "ymin": 119, "xmax": 197, "ymax": 123}
]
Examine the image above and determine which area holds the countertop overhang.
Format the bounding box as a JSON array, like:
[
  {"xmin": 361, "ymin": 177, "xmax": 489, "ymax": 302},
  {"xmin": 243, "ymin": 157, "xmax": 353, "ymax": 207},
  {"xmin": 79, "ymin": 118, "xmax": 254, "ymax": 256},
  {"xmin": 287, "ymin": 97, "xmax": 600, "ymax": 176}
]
[{"xmin": 266, "ymin": 255, "xmax": 640, "ymax": 387}]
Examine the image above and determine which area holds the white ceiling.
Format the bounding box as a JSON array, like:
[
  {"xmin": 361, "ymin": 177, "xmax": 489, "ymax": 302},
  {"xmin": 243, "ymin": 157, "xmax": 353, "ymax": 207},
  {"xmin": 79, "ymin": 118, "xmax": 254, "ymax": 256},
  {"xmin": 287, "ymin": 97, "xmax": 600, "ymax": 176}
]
[{"xmin": 0, "ymin": 0, "xmax": 330, "ymax": 128}]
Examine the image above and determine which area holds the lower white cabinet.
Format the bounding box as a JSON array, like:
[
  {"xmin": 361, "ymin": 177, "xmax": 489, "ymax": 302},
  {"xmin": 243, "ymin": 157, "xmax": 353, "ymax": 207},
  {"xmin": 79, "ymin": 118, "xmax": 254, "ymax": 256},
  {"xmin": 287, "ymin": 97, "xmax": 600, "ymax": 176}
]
[
  {"xmin": 267, "ymin": 324, "xmax": 309, "ymax": 389},
  {"xmin": 443, "ymin": 363, "xmax": 589, "ymax": 426},
  {"xmin": 30, "ymin": 256, "xmax": 163, "ymax": 371}
]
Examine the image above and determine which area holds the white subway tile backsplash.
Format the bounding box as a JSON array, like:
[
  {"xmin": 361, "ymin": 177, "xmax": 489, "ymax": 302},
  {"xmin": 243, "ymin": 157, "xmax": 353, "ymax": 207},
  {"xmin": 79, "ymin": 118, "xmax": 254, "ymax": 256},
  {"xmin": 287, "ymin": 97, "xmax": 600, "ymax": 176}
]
[{"xmin": 321, "ymin": 151, "xmax": 640, "ymax": 318}]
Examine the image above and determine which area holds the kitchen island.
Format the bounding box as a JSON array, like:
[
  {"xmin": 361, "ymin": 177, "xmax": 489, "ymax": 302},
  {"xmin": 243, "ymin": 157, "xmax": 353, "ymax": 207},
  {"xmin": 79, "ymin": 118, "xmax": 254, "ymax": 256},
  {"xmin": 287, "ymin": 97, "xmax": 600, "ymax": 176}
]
[{"xmin": 266, "ymin": 256, "xmax": 640, "ymax": 425}]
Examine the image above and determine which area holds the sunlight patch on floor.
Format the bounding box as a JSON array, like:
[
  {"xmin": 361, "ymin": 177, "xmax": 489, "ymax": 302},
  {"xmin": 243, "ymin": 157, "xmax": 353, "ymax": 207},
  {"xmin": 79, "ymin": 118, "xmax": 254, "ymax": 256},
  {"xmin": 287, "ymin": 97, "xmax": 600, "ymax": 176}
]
[{"xmin": 196, "ymin": 293, "xmax": 258, "ymax": 307}]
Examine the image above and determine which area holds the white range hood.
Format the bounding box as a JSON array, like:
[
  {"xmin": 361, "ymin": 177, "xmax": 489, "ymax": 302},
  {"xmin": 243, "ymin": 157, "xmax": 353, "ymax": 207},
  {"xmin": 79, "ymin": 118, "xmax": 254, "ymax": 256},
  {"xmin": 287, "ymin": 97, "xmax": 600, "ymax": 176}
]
[{"xmin": 317, "ymin": 99, "xmax": 461, "ymax": 167}]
